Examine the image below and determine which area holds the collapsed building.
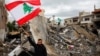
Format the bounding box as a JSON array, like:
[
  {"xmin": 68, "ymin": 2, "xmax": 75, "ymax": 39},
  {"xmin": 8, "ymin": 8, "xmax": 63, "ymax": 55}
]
[{"xmin": 46, "ymin": 9, "xmax": 100, "ymax": 56}]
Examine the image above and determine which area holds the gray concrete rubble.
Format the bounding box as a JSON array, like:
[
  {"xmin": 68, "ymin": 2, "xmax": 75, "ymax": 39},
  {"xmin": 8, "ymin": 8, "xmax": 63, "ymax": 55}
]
[
  {"xmin": 1, "ymin": 17, "xmax": 100, "ymax": 56},
  {"xmin": 46, "ymin": 21, "xmax": 100, "ymax": 56},
  {"xmin": 0, "ymin": 15, "xmax": 100, "ymax": 56}
]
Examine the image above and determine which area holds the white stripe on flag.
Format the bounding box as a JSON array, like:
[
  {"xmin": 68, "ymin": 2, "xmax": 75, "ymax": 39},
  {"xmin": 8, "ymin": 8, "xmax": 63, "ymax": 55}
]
[{"xmin": 9, "ymin": 3, "xmax": 39, "ymax": 21}]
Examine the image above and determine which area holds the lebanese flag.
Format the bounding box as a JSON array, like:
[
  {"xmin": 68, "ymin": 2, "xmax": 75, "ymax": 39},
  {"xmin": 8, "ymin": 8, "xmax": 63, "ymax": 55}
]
[{"xmin": 5, "ymin": 0, "xmax": 41, "ymax": 26}]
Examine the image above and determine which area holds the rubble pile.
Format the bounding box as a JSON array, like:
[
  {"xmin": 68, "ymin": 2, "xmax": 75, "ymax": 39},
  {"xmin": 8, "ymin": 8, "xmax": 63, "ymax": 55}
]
[
  {"xmin": 0, "ymin": 23, "xmax": 32, "ymax": 56},
  {"xmin": 47, "ymin": 24, "xmax": 100, "ymax": 56}
]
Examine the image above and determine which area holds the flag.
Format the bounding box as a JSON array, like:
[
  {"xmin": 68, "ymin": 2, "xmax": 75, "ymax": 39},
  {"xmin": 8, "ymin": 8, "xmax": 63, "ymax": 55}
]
[
  {"xmin": 58, "ymin": 18, "xmax": 62, "ymax": 22},
  {"xmin": 5, "ymin": 0, "xmax": 41, "ymax": 26}
]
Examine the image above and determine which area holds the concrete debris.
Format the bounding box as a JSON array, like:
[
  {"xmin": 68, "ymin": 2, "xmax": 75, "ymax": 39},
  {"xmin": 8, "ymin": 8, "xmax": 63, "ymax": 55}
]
[
  {"xmin": 0, "ymin": 19, "xmax": 100, "ymax": 56},
  {"xmin": 46, "ymin": 22, "xmax": 100, "ymax": 56}
]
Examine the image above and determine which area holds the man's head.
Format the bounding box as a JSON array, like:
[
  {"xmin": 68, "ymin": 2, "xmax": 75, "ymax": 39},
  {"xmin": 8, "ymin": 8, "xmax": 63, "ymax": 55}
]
[{"xmin": 37, "ymin": 39, "xmax": 42, "ymax": 44}]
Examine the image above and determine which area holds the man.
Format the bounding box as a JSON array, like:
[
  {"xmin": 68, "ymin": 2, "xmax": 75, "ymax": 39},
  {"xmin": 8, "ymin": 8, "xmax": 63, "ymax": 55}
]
[{"xmin": 26, "ymin": 32, "xmax": 47, "ymax": 56}]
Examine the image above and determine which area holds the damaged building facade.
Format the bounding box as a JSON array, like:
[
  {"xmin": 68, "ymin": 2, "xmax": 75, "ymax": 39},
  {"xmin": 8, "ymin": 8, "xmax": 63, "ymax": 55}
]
[
  {"xmin": 92, "ymin": 9, "xmax": 100, "ymax": 37},
  {"xmin": 64, "ymin": 8, "xmax": 100, "ymax": 37}
]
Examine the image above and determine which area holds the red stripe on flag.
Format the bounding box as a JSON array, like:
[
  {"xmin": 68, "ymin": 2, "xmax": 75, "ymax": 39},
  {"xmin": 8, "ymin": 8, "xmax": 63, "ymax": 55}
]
[
  {"xmin": 5, "ymin": 1, "xmax": 23, "ymax": 11},
  {"xmin": 17, "ymin": 8, "xmax": 41, "ymax": 26},
  {"xmin": 27, "ymin": 0, "xmax": 41, "ymax": 5},
  {"xmin": 21, "ymin": 0, "xmax": 41, "ymax": 5}
]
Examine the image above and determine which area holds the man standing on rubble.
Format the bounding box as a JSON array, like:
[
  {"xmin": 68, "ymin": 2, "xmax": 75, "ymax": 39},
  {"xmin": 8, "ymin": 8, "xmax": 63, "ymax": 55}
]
[
  {"xmin": 25, "ymin": 32, "xmax": 47, "ymax": 56},
  {"xmin": 57, "ymin": 18, "xmax": 62, "ymax": 25}
]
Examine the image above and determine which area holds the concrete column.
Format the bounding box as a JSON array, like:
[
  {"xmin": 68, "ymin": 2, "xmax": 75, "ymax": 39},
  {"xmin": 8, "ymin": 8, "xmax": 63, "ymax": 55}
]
[
  {"xmin": 0, "ymin": 0, "xmax": 7, "ymax": 42},
  {"xmin": 30, "ymin": 16, "xmax": 47, "ymax": 43}
]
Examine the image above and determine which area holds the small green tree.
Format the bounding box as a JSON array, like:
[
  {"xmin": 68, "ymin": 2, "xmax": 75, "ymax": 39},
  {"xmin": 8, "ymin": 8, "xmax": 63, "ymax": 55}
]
[{"xmin": 7, "ymin": 21, "xmax": 17, "ymax": 32}]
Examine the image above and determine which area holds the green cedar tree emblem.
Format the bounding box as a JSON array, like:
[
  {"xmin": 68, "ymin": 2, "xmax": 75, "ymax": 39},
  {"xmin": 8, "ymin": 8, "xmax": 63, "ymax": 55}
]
[{"xmin": 23, "ymin": 3, "xmax": 33, "ymax": 14}]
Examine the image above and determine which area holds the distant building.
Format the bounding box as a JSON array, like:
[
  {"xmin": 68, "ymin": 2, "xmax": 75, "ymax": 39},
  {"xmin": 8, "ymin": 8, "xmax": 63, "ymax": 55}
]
[
  {"xmin": 92, "ymin": 8, "xmax": 100, "ymax": 29},
  {"xmin": 64, "ymin": 11, "xmax": 95, "ymax": 29},
  {"xmin": 79, "ymin": 11, "xmax": 91, "ymax": 17},
  {"xmin": 79, "ymin": 11, "xmax": 93, "ymax": 28},
  {"xmin": 64, "ymin": 16, "xmax": 79, "ymax": 26},
  {"xmin": 80, "ymin": 15, "xmax": 93, "ymax": 24},
  {"xmin": 72, "ymin": 17, "xmax": 79, "ymax": 24}
]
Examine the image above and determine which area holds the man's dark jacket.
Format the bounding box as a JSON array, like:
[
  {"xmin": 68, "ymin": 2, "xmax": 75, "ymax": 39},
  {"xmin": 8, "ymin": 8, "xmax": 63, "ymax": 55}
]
[{"xmin": 28, "ymin": 37, "xmax": 47, "ymax": 56}]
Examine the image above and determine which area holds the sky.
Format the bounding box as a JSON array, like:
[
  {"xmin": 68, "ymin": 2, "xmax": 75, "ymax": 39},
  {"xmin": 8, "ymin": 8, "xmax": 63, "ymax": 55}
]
[{"xmin": 41, "ymin": 0, "xmax": 100, "ymax": 19}]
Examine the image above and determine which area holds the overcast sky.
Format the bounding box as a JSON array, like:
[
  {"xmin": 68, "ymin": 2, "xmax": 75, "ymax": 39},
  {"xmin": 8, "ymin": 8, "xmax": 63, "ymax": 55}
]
[{"xmin": 41, "ymin": 0, "xmax": 100, "ymax": 19}]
